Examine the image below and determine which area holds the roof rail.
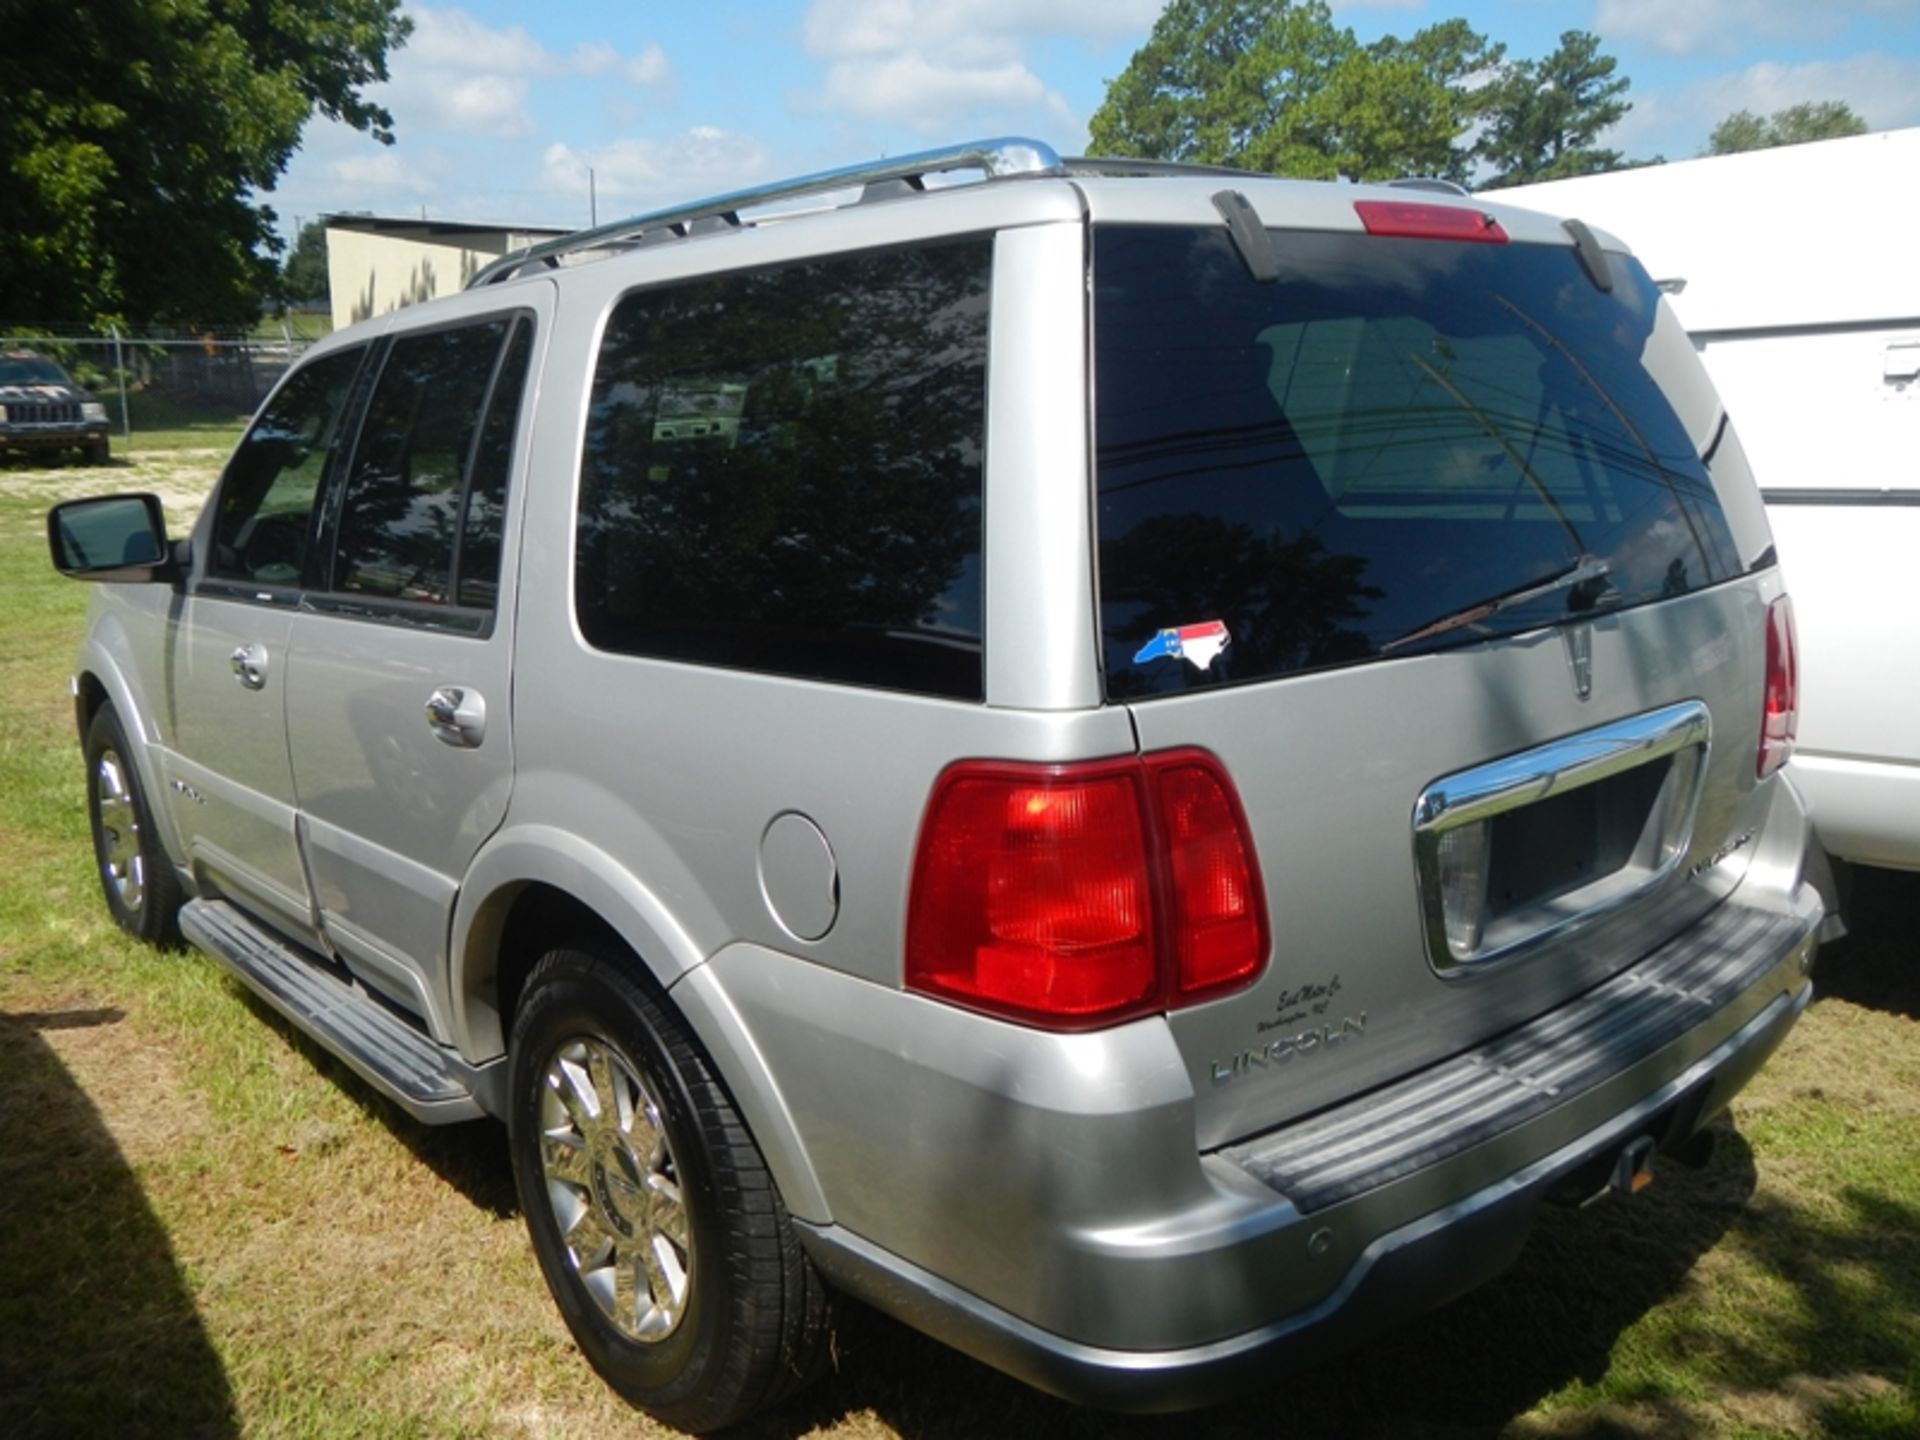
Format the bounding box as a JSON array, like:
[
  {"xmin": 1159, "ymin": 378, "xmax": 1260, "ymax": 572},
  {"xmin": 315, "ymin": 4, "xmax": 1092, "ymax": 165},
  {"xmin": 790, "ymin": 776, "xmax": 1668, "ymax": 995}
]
[
  {"xmin": 468, "ymin": 136, "xmax": 1064, "ymax": 289},
  {"xmin": 1387, "ymin": 177, "xmax": 1472, "ymax": 197},
  {"xmin": 1063, "ymin": 155, "xmax": 1255, "ymax": 180}
]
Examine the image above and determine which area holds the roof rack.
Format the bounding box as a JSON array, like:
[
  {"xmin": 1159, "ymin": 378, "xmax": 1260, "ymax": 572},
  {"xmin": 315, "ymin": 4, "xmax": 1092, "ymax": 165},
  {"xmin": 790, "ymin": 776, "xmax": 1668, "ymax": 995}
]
[
  {"xmin": 1386, "ymin": 177, "xmax": 1472, "ymax": 197},
  {"xmin": 1062, "ymin": 155, "xmax": 1255, "ymax": 180},
  {"xmin": 467, "ymin": 136, "xmax": 1064, "ymax": 289}
]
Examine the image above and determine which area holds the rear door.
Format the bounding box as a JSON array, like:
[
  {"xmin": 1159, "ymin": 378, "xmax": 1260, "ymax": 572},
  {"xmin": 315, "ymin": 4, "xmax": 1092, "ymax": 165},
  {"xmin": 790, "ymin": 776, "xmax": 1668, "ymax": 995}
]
[
  {"xmin": 1086, "ymin": 211, "xmax": 1778, "ymax": 1146},
  {"xmin": 284, "ymin": 287, "xmax": 547, "ymax": 1035}
]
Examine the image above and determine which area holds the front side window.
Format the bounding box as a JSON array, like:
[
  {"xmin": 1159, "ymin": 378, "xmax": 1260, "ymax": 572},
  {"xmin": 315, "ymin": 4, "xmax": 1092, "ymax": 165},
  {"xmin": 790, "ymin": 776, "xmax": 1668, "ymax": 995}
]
[
  {"xmin": 207, "ymin": 348, "xmax": 364, "ymax": 587},
  {"xmin": 577, "ymin": 238, "xmax": 992, "ymax": 700},
  {"xmin": 1094, "ymin": 226, "xmax": 1743, "ymax": 699},
  {"xmin": 329, "ymin": 315, "xmax": 530, "ymax": 610}
]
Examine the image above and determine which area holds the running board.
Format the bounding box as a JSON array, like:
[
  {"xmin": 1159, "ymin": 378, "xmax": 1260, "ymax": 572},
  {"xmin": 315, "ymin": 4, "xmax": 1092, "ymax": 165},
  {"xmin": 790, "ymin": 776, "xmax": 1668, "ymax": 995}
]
[{"xmin": 180, "ymin": 898, "xmax": 502, "ymax": 1124}]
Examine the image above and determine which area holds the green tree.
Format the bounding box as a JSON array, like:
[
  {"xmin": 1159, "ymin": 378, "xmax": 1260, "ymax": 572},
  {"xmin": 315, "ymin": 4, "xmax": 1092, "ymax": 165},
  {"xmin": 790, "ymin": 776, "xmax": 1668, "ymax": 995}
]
[
  {"xmin": 1475, "ymin": 30, "xmax": 1638, "ymax": 188},
  {"xmin": 282, "ymin": 219, "xmax": 332, "ymax": 306},
  {"xmin": 1087, "ymin": 0, "xmax": 1501, "ymax": 182},
  {"xmin": 0, "ymin": 0, "xmax": 410, "ymax": 327},
  {"xmin": 1705, "ymin": 101, "xmax": 1868, "ymax": 155}
]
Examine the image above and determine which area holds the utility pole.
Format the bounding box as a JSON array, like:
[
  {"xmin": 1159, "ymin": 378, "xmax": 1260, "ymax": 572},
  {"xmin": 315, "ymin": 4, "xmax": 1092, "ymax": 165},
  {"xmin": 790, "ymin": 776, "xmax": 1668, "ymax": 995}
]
[{"xmin": 589, "ymin": 167, "xmax": 598, "ymax": 227}]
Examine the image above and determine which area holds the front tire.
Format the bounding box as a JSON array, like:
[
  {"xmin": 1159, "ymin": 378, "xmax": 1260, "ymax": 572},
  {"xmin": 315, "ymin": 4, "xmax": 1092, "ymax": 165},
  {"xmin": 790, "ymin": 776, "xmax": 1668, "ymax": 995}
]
[
  {"xmin": 508, "ymin": 947, "xmax": 830, "ymax": 1432},
  {"xmin": 85, "ymin": 703, "xmax": 184, "ymax": 945}
]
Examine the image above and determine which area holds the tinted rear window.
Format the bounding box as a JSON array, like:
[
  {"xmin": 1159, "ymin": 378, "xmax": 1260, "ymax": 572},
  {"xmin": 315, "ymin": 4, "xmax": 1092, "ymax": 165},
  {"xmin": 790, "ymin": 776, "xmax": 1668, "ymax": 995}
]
[
  {"xmin": 1094, "ymin": 226, "xmax": 1741, "ymax": 699},
  {"xmin": 577, "ymin": 238, "xmax": 991, "ymax": 699}
]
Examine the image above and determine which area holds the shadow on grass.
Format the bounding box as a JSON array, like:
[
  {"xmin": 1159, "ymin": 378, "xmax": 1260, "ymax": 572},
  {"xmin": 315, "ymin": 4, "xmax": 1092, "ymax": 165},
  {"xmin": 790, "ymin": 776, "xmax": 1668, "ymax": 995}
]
[
  {"xmin": 0, "ymin": 1006, "xmax": 238, "ymax": 1440},
  {"xmin": 203, "ymin": 951, "xmax": 1918, "ymax": 1437},
  {"xmin": 748, "ymin": 1119, "xmax": 1916, "ymax": 1440},
  {"xmin": 0, "ymin": 451, "xmax": 108, "ymax": 472},
  {"xmin": 1817, "ymin": 865, "xmax": 1920, "ymax": 1021},
  {"xmin": 225, "ymin": 984, "xmax": 520, "ymax": 1219},
  {"xmin": 746, "ymin": 1134, "xmax": 1751, "ymax": 1440}
]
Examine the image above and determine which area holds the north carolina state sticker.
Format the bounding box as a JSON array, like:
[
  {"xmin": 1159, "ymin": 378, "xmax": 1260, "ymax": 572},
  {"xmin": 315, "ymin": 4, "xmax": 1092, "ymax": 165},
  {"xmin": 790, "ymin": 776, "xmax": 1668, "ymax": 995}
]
[{"xmin": 1133, "ymin": 619, "xmax": 1230, "ymax": 671}]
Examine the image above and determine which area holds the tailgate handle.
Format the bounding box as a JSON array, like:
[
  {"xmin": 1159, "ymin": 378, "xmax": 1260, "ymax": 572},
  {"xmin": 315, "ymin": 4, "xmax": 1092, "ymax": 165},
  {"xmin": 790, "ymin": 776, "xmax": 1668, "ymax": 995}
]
[{"xmin": 1415, "ymin": 702, "xmax": 1710, "ymax": 833}]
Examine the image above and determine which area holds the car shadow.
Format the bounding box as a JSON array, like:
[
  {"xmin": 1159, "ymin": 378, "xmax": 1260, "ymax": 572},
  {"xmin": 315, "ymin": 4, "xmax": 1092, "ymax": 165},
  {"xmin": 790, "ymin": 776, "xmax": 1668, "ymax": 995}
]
[
  {"xmin": 225, "ymin": 984, "xmax": 520, "ymax": 1219},
  {"xmin": 744, "ymin": 1114, "xmax": 1913, "ymax": 1439},
  {"xmin": 1816, "ymin": 865, "xmax": 1920, "ymax": 1020},
  {"xmin": 212, "ymin": 930, "xmax": 1917, "ymax": 1439},
  {"xmin": 0, "ymin": 1006, "xmax": 239, "ymax": 1439}
]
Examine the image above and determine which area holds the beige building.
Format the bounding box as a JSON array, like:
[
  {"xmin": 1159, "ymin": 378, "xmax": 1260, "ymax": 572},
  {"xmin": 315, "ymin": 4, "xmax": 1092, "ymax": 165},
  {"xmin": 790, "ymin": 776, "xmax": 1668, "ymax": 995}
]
[{"xmin": 324, "ymin": 215, "xmax": 569, "ymax": 331}]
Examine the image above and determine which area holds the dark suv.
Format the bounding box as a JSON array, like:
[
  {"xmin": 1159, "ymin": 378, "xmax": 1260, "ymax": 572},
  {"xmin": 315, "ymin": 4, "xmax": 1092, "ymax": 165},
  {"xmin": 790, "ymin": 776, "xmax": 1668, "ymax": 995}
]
[{"xmin": 1, "ymin": 349, "xmax": 112, "ymax": 463}]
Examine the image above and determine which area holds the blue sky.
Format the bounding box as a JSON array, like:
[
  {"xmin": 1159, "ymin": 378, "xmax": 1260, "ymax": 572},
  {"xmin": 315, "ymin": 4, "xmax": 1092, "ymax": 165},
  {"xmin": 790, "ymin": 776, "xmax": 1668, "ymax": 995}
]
[{"xmin": 272, "ymin": 0, "xmax": 1920, "ymax": 242}]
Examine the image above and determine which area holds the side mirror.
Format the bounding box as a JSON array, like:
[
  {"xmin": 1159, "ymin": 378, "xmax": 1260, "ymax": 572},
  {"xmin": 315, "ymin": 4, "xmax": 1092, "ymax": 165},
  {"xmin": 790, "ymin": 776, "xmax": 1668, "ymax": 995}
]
[{"xmin": 47, "ymin": 493, "xmax": 178, "ymax": 583}]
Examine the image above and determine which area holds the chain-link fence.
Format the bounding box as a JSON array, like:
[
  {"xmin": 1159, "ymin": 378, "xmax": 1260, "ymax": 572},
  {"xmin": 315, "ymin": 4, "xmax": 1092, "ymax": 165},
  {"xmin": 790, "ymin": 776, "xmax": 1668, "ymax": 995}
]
[{"xmin": 2, "ymin": 319, "xmax": 324, "ymax": 456}]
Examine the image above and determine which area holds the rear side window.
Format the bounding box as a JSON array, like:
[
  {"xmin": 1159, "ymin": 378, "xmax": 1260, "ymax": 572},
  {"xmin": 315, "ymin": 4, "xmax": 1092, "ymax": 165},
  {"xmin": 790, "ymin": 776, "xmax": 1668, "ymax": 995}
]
[
  {"xmin": 329, "ymin": 314, "xmax": 532, "ymax": 613},
  {"xmin": 455, "ymin": 320, "xmax": 533, "ymax": 609},
  {"xmin": 576, "ymin": 238, "xmax": 992, "ymax": 699},
  {"xmin": 207, "ymin": 348, "xmax": 363, "ymax": 588},
  {"xmin": 1094, "ymin": 226, "xmax": 1743, "ymax": 699}
]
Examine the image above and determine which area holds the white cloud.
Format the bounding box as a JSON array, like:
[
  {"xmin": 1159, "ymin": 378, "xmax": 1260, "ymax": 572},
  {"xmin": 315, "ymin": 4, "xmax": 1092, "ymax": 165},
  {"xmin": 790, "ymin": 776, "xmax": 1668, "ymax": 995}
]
[
  {"xmin": 328, "ymin": 151, "xmax": 439, "ymax": 194},
  {"xmin": 1596, "ymin": 0, "xmax": 1920, "ymax": 58},
  {"xmin": 569, "ymin": 39, "xmax": 671, "ymax": 86},
  {"xmin": 540, "ymin": 128, "xmax": 773, "ymax": 208},
  {"xmin": 1698, "ymin": 55, "xmax": 1920, "ymax": 129},
  {"xmin": 407, "ymin": 6, "xmax": 553, "ymax": 73},
  {"xmin": 805, "ymin": 0, "xmax": 1163, "ymax": 59},
  {"xmin": 626, "ymin": 42, "xmax": 671, "ymax": 87},
  {"xmin": 817, "ymin": 54, "xmax": 1071, "ymax": 131},
  {"xmin": 569, "ymin": 39, "xmax": 622, "ymax": 76},
  {"xmin": 1609, "ymin": 51, "xmax": 1920, "ymax": 153},
  {"xmin": 377, "ymin": 5, "xmax": 671, "ymax": 137},
  {"xmin": 800, "ymin": 0, "xmax": 1142, "ymax": 132},
  {"xmin": 427, "ymin": 74, "xmax": 535, "ymax": 138}
]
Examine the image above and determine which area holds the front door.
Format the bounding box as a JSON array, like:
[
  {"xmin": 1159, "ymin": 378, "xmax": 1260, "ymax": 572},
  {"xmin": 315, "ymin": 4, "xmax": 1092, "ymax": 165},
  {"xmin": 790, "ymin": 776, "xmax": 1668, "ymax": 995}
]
[
  {"xmin": 165, "ymin": 345, "xmax": 371, "ymax": 943},
  {"xmin": 285, "ymin": 292, "xmax": 545, "ymax": 1037}
]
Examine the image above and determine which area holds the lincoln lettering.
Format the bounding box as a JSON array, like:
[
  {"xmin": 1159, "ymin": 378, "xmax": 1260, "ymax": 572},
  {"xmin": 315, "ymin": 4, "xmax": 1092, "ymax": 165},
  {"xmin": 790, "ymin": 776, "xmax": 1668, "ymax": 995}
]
[{"xmin": 1210, "ymin": 1013, "xmax": 1369, "ymax": 1085}]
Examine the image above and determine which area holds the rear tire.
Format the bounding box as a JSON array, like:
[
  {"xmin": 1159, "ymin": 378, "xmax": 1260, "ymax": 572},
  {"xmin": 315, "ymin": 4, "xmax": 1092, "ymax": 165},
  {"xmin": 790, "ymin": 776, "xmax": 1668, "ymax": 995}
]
[
  {"xmin": 85, "ymin": 703, "xmax": 184, "ymax": 945},
  {"xmin": 508, "ymin": 946, "xmax": 830, "ymax": 1432}
]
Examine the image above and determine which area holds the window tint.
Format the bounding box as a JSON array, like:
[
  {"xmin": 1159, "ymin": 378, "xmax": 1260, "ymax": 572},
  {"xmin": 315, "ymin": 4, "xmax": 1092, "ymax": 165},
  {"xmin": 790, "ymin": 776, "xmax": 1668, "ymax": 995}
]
[
  {"xmin": 577, "ymin": 239, "xmax": 991, "ymax": 699},
  {"xmin": 208, "ymin": 348, "xmax": 363, "ymax": 587},
  {"xmin": 456, "ymin": 319, "xmax": 533, "ymax": 609},
  {"xmin": 1093, "ymin": 226, "xmax": 1743, "ymax": 699},
  {"xmin": 331, "ymin": 317, "xmax": 524, "ymax": 609}
]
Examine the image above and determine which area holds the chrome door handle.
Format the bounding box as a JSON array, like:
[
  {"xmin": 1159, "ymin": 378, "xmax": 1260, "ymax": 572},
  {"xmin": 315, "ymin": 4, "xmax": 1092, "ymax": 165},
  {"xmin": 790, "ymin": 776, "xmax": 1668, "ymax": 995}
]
[
  {"xmin": 425, "ymin": 686, "xmax": 487, "ymax": 748},
  {"xmin": 229, "ymin": 643, "xmax": 269, "ymax": 690}
]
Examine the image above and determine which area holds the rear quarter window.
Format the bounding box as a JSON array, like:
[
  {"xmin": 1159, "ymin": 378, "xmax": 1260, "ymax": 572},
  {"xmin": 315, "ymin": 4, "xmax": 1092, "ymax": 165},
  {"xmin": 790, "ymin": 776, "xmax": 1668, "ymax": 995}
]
[
  {"xmin": 1093, "ymin": 225, "xmax": 1742, "ymax": 699},
  {"xmin": 575, "ymin": 238, "xmax": 992, "ymax": 700}
]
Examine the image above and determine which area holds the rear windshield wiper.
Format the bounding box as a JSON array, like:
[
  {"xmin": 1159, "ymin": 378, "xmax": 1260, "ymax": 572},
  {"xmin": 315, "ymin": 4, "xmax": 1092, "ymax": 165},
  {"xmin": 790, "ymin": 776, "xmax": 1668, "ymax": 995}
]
[{"xmin": 1382, "ymin": 554, "xmax": 1616, "ymax": 654}]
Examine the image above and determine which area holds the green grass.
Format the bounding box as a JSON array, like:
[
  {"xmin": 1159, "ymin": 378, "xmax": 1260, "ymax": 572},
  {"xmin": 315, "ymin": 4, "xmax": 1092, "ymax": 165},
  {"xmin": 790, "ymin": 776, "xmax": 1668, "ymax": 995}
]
[
  {"xmin": 116, "ymin": 387, "xmax": 250, "ymax": 455},
  {"xmin": 114, "ymin": 421, "xmax": 247, "ymax": 456},
  {"xmin": 0, "ymin": 457, "xmax": 1915, "ymax": 1437},
  {"xmin": 251, "ymin": 311, "xmax": 335, "ymax": 343}
]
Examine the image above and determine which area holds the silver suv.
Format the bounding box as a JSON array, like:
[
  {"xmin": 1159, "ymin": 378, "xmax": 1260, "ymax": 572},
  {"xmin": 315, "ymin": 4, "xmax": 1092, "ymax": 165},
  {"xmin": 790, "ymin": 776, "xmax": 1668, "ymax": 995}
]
[{"xmin": 48, "ymin": 139, "xmax": 1823, "ymax": 1431}]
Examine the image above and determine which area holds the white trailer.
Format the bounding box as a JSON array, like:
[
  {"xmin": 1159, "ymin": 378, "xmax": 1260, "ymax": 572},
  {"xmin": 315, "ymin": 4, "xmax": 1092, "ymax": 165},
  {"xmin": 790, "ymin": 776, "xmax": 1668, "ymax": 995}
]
[{"xmin": 1501, "ymin": 129, "xmax": 1920, "ymax": 872}]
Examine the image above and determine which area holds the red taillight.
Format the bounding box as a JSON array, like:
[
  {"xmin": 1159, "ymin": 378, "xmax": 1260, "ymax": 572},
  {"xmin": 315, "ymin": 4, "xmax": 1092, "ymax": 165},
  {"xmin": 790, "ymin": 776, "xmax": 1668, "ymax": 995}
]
[
  {"xmin": 1149, "ymin": 756, "xmax": 1267, "ymax": 997},
  {"xmin": 1758, "ymin": 595, "xmax": 1799, "ymax": 779},
  {"xmin": 906, "ymin": 750, "xmax": 1268, "ymax": 1029},
  {"xmin": 1354, "ymin": 199, "xmax": 1509, "ymax": 244}
]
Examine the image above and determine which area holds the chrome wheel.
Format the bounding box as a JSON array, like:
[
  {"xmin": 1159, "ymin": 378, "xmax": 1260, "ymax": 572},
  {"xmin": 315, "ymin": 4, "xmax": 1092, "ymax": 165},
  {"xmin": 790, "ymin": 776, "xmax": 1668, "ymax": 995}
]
[
  {"xmin": 539, "ymin": 1036, "xmax": 692, "ymax": 1342},
  {"xmin": 94, "ymin": 748, "xmax": 145, "ymax": 913}
]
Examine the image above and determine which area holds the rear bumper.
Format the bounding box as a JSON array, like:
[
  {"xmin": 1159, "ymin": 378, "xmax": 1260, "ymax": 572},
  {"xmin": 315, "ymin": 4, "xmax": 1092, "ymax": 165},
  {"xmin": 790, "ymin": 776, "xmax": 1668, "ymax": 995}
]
[{"xmin": 796, "ymin": 886, "xmax": 1819, "ymax": 1410}]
